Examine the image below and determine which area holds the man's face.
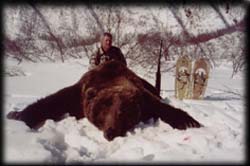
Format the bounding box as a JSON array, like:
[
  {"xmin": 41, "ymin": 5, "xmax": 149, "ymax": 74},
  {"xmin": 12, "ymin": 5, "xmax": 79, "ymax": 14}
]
[{"xmin": 101, "ymin": 35, "xmax": 112, "ymax": 52}]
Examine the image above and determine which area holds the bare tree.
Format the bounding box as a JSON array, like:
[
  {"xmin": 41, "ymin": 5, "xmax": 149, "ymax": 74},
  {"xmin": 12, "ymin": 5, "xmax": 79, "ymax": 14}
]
[
  {"xmin": 5, "ymin": 5, "xmax": 41, "ymax": 63},
  {"xmin": 3, "ymin": 3, "xmax": 246, "ymax": 77},
  {"xmin": 29, "ymin": 3, "xmax": 66, "ymax": 62},
  {"xmin": 136, "ymin": 3, "xmax": 246, "ymax": 75}
]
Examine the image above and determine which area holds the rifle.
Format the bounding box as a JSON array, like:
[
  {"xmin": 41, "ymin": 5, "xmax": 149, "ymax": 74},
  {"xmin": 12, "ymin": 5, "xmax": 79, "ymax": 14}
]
[{"xmin": 155, "ymin": 40, "xmax": 163, "ymax": 96}]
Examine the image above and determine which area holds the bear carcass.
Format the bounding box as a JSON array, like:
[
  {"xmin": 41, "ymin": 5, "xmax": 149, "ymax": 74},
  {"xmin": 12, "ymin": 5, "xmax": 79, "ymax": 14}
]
[{"xmin": 7, "ymin": 60, "xmax": 202, "ymax": 141}]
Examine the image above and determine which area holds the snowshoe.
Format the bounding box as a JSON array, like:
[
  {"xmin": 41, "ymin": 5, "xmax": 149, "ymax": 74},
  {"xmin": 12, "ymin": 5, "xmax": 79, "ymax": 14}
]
[
  {"xmin": 175, "ymin": 56, "xmax": 192, "ymax": 100},
  {"xmin": 191, "ymin": 58, "xmax": 210, "ymax": 99}
]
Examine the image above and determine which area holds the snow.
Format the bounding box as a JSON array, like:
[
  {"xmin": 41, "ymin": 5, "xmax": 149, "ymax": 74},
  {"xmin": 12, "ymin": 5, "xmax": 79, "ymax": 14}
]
[{"xmin": 3, "ymin": 57, "xmax": 245, "ymax": 164}]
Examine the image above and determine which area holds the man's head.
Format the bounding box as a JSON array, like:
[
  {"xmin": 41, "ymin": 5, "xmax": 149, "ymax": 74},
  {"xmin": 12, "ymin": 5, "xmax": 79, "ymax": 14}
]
[{"xmin": 101, "ymin": 32, "xmax": 112, "ymax": 52}]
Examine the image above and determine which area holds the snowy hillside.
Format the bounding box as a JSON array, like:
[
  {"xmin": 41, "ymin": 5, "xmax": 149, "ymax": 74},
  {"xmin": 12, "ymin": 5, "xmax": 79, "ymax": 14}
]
[{"xmin": 3, "ymin": 57, "xmax": 245, "ymax": 164}]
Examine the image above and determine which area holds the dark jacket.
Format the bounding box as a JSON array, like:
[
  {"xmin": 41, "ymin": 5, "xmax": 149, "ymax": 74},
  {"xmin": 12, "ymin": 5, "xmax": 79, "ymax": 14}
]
[{"xmin": 89, "ymin": 46, "xmax": 127, "ymax": 70}]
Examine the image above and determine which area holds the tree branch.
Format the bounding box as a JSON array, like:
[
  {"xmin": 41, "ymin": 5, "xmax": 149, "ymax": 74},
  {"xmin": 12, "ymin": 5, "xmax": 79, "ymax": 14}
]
[
  {"xmin": 168, "ymin": 6, "xmax": 210, "ymax": 61},
  {"xmin": 138, "ymin": 16, "xmax": 245, "ymax": 47},
  {"xmin": 28, "ymin": 2, "xmax": 65, "ymax": 62},
  {"xmin": 87, "ymin": 4, "xmax": 105, "ymax": 33},
  {"xmin": 210, "ymin": 2, "xmax": 230, "ymax": 28},
  {"xmin": 169, "ymin": 18, "xmax": 245, "ymax": 46}
]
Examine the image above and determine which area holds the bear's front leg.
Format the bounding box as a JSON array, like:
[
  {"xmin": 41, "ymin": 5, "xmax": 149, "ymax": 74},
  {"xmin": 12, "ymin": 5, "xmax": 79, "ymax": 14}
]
[
  {"xmin": 157, "ymin": 102, "xmax": 202, "ymax": 129},
  {"xmin": 7, "ymin": 110, "xmax": 46, "ymax": 129},
  {"xmin": 6, "ymin": 83, "xmax": 84, "ymax": 129}
]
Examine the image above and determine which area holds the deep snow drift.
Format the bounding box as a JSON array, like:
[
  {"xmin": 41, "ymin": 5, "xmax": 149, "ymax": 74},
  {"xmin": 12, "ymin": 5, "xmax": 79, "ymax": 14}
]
[{"xmin": 3, "ymin": 57, "xmax": 246, "ymax": 164}]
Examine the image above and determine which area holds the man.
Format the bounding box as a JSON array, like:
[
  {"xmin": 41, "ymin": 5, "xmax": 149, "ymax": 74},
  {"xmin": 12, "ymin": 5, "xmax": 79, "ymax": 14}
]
[{"xmin": 89, "ymin": 32, "xmax": 127, "ymax": 70}]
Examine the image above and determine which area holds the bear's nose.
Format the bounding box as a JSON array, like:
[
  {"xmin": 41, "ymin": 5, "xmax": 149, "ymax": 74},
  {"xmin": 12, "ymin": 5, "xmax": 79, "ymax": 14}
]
[{"xmin": 104, "ymin": 128, "xmax": 116, "ymax": 141}]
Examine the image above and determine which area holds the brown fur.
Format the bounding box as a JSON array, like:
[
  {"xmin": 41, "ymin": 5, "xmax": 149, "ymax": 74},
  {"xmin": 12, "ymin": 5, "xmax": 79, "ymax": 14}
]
[{"xmin": 7, "ymin": 60, "xmax": 202, "ymax": 141}]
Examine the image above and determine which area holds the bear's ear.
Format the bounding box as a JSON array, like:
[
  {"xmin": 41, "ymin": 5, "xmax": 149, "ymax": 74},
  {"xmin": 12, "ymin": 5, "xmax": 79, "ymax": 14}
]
[{"xmin": 85, "ymin": 87, "xmax": 97, "ymax": 100}]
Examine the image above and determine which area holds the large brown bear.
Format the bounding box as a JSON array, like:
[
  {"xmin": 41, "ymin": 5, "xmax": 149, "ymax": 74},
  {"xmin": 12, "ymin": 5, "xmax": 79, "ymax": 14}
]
[{"xmin": 7, "ymin": 60, "xmax": 202, "ymax": 141}]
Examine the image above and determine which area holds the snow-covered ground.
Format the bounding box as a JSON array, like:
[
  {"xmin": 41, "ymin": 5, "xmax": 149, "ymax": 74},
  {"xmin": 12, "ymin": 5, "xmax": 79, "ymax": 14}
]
[{"xmin": 3, "ymin": 57, "xmax": 246, "ymax": 164}]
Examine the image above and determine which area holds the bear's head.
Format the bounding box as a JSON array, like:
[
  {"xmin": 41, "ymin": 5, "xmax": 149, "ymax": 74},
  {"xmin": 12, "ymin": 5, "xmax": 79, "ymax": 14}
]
[{"xmin": 80, "ymin": 61, "xmax": 145, "ymax": 141}]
